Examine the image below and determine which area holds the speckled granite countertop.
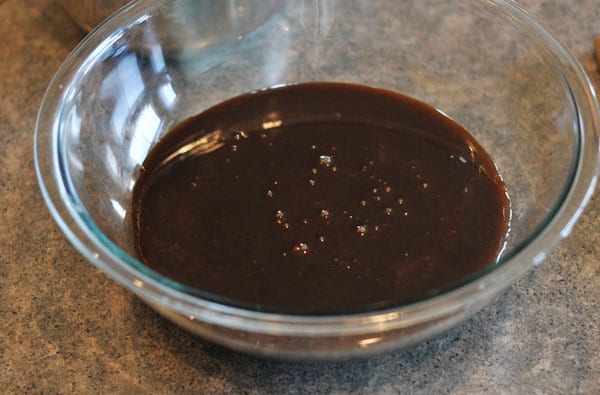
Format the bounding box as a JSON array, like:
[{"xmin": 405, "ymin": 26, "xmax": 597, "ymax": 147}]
[{"xmin": 1, "ymin": 0, "xmax": 599, "ymax": 393}]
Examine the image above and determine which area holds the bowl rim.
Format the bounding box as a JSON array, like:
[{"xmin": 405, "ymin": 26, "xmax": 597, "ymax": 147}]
[{"xmin": 34, "ymin": 0, "xmax": 600, "ymax": 335}]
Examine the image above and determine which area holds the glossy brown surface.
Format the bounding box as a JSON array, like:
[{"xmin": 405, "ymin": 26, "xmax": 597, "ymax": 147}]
[{"xmin": 132, "ymin": 82, "xmax": 510, "ymax": 312}]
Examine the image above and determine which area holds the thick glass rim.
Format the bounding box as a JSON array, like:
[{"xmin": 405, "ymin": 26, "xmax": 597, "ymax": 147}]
[{"xmin": 34, "ymin": 0, "xmax": 600, "ymax": 331}]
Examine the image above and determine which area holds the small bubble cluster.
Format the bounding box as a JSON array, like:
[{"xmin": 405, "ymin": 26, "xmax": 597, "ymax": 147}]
[
  {"xmin": 319, "ymin": 155, "xmax": 334, "ymax": 167},
  {"xmin": 293, "ymin": 242, "xmax": 309, "ymax": 254},
  {"xmin": 275, "ymin": 210, "xmax": 285, "ymax": 223},
  {"xmin": 259, "ymin": 134, "xmax": 455, "ymax": 264},
  {"xmin": 260, "ymin": 145, "xmax": 421, "ymax": 259},
  {"xmin": 356, "ymin": 225, "xmax": 367, "ymax": 236}
]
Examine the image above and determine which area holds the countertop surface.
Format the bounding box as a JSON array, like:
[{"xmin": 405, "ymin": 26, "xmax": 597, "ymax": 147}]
[{"xmin": 1, "ymin": 0, "xmax": 599, "ymax": 393}]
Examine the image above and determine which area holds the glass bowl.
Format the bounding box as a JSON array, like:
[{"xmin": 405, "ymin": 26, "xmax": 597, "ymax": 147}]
[{"xmin": 34, "ymin": 0, "xmax": 600, "ymax": 360}]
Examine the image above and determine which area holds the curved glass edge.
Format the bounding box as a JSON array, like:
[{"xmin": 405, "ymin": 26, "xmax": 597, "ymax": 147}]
[{"xmin": 34, "ymin": 0, "xmax": 600, "ymax": 335}]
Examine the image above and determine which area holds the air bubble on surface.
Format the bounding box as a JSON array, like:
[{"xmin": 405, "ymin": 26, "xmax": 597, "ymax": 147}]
[
  {"xmin": 262, "ymin": 120, "xmax": 282, "ymax": 129},
  {"xmin": 356, "ymin": 225, "xmax": 367, "ymax": 236},
  {"xmin": 275, "ymin": 210, "xmax": 285, "ymax": 224},
  {"xmin": 293, "ymin": 242, "xmax": 309, "ymax": 254},
  {"xmin": 319, "ymin": 155, "xmax": 334, "ymax": 167}
]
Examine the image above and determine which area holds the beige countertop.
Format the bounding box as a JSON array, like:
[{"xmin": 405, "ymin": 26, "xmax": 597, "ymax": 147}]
[{"xmin": 1, "ymin": 0, "xmax": 599, "ymax": 393}]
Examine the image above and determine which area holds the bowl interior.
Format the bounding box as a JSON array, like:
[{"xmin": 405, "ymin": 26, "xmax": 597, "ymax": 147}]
[{"xmin": 47, "ymin": 0, "xmax": 582, "ymax": 313}]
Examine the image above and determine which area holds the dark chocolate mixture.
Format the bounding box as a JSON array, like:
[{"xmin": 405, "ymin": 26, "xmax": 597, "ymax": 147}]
[{"xmin": 132, "ymin": 82, "xmax": 510, "ymax": 312}]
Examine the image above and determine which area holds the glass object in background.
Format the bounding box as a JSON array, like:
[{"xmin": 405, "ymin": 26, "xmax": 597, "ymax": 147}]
[{"xmin": 59, "ymin": 0, "xmax": 132, "ymax": 31}]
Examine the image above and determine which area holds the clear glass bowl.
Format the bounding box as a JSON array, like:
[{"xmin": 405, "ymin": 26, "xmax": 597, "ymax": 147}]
[{"xmin": 34, "ymin": 0, "xmax": 600, "ymax": 360}]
